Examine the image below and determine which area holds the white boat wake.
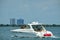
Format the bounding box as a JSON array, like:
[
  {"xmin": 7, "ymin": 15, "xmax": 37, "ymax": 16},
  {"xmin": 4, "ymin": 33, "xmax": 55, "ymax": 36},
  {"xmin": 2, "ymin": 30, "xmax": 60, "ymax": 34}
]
[
  {"xmin": 51, "ymin": 36, "xmax": 60, "ymax": 38},
  {"xmin": 11, "ymin": 35, "xmax": 60, "ymax": 39}
]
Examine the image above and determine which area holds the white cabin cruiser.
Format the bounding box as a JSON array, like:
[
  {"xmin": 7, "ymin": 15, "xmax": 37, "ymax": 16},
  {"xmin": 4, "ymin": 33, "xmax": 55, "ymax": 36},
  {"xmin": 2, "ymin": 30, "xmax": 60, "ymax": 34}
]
[{"xmin": 11, "ymin": 22, "xmax": 53, "ymax": 38}]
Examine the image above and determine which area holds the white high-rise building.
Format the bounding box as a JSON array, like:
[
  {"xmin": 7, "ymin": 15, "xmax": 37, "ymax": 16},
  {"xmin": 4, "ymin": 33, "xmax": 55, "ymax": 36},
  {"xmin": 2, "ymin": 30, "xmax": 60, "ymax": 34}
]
[{"xmin": 10, "ymin": 18, "xmax": 15, "ymax": 25}]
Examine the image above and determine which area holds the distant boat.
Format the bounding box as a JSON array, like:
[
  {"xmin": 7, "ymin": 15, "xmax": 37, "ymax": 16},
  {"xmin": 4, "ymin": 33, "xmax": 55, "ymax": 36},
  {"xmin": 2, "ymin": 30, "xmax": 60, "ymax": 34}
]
[{"xmin": 10, "ymin": 22, "xmax": 53, "ymax": 38}]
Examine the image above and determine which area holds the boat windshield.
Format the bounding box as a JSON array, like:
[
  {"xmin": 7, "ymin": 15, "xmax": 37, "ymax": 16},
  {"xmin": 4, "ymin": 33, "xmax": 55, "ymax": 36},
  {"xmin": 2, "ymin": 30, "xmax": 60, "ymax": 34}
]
[
  {"xmin": 20, "ymin": 25, "xmax": 30, "ymax": 29},
  {"xmin": 32, "ymin": 25, "xmax": 44, "ymax": 31}
]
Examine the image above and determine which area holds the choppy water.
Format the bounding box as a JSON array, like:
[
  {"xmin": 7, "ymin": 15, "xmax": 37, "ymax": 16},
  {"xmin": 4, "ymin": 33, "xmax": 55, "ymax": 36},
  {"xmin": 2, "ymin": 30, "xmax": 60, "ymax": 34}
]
[{"xmin": 0, "ymin": 26, "xmax": 60, "ymax": 40}]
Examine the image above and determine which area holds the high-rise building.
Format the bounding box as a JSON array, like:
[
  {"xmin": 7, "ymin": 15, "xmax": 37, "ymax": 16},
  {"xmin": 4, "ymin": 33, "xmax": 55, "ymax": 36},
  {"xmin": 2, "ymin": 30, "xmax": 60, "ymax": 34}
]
[
  {"xmin": 17, "ymin": 19, "xmax": 24, "ymax": 25},
  {"xmin": 10, "ymin": 18, "xmax": 15, "ymax": 25}
]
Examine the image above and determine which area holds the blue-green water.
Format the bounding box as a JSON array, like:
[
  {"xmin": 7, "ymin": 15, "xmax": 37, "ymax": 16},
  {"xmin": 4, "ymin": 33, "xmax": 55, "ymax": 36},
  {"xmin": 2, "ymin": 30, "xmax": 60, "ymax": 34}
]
[{"xmin": 0, "ymin": 26, "xmax": 60, "ymax": 40}]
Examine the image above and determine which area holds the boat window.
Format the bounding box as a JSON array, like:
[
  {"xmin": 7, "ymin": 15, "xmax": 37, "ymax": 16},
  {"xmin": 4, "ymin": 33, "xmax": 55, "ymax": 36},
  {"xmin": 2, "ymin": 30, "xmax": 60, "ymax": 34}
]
[
  {"xmin": 20, "ymin": 25, "xmax": 30, "ymax": 29},
  {"xmin": 32, "ymin": 25, "xmax": 44, "ymax": 31}
]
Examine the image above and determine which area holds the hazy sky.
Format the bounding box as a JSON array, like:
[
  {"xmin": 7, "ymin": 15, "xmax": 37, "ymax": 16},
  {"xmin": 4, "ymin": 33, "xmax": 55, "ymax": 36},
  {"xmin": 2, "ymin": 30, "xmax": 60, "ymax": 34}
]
[{"xmin": 0, "ymin": 0, "xmax": 60, "ymax": 24}]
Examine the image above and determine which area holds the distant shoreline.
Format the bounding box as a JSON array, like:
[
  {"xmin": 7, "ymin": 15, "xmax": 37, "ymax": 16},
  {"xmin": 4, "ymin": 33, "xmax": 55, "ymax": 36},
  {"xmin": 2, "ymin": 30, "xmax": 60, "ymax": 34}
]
[{"xmin": 0, "ymin": 24, "xmax": 60, "ymax": 27}]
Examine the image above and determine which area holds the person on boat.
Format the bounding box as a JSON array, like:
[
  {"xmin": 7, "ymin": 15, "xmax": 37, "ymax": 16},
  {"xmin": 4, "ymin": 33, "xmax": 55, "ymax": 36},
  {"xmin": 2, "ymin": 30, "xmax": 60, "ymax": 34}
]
[
  {"xmin": 21, "ymin": 25, "xmax": 26, "ymax": 29},
  {"xmin": 37, "ymin": 26, "xmax": 45, "ymax": 32}
]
